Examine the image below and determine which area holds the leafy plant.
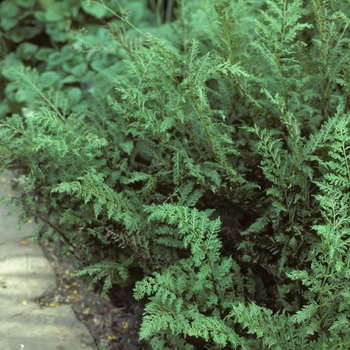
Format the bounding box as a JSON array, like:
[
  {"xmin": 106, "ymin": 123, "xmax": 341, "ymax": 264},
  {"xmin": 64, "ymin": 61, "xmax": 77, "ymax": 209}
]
[{"xmin": 1, "ymin": 0, "xmax": 350, "ymax": 348}]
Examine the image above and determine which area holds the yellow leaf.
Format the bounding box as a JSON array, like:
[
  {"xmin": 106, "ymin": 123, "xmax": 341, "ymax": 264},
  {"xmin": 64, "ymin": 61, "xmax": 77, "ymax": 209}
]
[
  {"xmin": 20, "ymin": 300, "xmax": 27, "ymax": 306},
  {"xmin": 107, "ymin": 335, "xmax": 118, "ymax": 341},
  {"xmin": 123, "ymin": 321, "xmax": 128, "ymax": 329},
  {"xmin": 0, "ymin": 276, "xmax": 3, "ymax": 281},
  {"xmin": 83, "ymin": 308, "xmax": 90, "ymax": 315}
]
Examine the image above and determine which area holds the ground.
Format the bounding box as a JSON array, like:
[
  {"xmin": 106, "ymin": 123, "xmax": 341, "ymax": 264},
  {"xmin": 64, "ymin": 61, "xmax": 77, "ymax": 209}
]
[{"xmin": 37, "ymin": 240, "xmax": 150, "ymax": 350}]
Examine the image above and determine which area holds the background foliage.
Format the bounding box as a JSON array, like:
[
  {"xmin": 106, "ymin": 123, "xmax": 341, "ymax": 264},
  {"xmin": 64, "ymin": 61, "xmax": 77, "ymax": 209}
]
[{"xmin": 1, "ymin": 0, "xmax": 350, "ymax": 348}]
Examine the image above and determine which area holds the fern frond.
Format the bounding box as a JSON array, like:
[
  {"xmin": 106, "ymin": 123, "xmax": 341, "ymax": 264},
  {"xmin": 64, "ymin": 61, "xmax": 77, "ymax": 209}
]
[
  {"xmin": 73, "ymin": 260, "xmax": 132, "ymax": 297},
  {"xmin": 51, "ymin": 170, "xmax": 141, "ymax": 231},
  {"xmin": 230, "ymin": 302, "xmax": 312, "ymax": 350}
]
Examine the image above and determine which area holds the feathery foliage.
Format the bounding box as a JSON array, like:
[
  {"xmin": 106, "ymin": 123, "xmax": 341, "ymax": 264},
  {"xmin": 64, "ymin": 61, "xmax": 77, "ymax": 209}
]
[{"xmin": 1, "ymin": 0, "xmax": 350, "ymax": 348}]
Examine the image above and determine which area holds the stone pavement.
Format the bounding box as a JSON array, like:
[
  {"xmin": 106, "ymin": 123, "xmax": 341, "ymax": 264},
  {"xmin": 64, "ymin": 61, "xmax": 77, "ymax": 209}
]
[{"xmin": 0, "ymin": 170, "xmax": 97, "ymax": 350}]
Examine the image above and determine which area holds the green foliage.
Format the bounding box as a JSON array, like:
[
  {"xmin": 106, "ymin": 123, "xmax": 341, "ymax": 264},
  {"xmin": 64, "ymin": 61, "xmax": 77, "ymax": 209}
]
[
  {"xmin": 2, "ymin": 0, "xmax": 350, "ymax": 348},
  {"xmin": 0, "ymin": 0, "xmax": 156, "ymax": 119},
  {"xmin": 133, "ymin": 205, "xmax": 249, "ymax": 348}
]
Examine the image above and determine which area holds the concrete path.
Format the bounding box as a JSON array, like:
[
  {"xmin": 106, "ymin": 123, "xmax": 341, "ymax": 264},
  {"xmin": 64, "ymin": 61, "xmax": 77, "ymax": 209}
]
[{"xmin": 0, "ymin": 170, "xmax": 97, "ymax": 350}]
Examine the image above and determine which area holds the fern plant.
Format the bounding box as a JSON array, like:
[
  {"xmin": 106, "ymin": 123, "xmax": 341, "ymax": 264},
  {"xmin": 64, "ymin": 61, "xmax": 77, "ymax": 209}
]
[
  {"xmin": 289, "ymin": 107, "xmax": 350, "ymax": 346},
  {"xmin": 134, "ymin": 204, "xmax": 251, "ymax": 349},
  {"xmin": 2, "ymin": 0, "xmax": 350, "ymax": 348}
]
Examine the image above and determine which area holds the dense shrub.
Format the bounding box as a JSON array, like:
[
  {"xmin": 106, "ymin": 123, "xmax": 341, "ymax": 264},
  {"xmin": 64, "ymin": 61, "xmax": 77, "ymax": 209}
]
[{"xmin": 1, "ymin": 0, "xmax": 350, "ymax": 348}]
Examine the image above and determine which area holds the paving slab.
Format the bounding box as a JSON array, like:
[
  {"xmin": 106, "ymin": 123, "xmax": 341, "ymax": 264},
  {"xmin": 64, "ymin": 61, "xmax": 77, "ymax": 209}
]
[
  {"xmin": 0, "ymin": 239, "xmax": 57, "ymax": 301},
  {"xmin": 0, "ymin": 170, "xmax": 97, "ymax": 350},
  {"xmin": 0, "ymin": 302, "xmax": 96, "ymax": 350}
]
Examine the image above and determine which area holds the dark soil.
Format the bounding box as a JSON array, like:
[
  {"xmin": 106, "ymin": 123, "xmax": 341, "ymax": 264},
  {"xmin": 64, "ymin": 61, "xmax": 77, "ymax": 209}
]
[{"xmin": 37, "ymin": 240, "xmax": 150, "ymax": 350}]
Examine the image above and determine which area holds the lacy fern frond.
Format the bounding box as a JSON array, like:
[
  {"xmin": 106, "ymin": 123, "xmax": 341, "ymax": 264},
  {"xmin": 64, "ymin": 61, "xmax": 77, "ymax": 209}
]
[
  {"xmin": 134, "ymin": 205, "xmax": 250, "ymax": 346},
  {"xmin": 229, "ymin": 303, "xmax": 309, "ymax": 350},
  {"xmin": 73, "ymin": 260, "xmax": 132, "ymax": 297},
  {"xmin": 285, "ymin": 108, "xmax": 350, "ymax": 347},
  {"xmin": 51, "ymin": 170, "xmax": 142, "ymax": 232}
]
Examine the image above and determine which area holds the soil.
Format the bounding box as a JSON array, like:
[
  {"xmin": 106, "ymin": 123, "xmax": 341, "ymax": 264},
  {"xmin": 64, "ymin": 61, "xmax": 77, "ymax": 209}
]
[{"xmin": 36, "ymin": 240, "xmax": 150, "ymax": 350}]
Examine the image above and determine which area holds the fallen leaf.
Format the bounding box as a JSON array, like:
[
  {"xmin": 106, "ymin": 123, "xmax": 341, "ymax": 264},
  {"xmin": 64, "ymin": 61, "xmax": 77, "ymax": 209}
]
[
  {"xmin": 107, "ymin": 335, "xmax": 118, "ymax": 341},
  {"xmin": 20, "ymin": 300, "xmax": 27, "ymax": 306}
]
